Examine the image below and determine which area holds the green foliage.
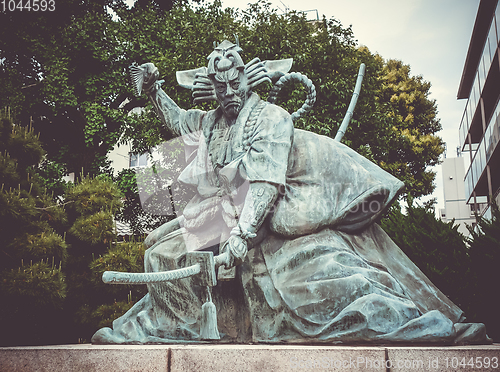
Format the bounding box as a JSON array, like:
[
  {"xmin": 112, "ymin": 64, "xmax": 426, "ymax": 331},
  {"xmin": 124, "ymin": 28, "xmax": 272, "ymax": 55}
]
[
  {"xmin": 0, "ymin": 114, "xmax": 68, "ymax": 346},
  {"xmin": 36, "ymin": 159, "xmax": 71, "ymax": 198},
  {"xmin": 93, "ymin": 300, "xmax": 135, "ymax": 328},
  {"xmin": 113, "ymin": 137, "xmax": 194, "ymax": 235},
  {"xmin": 1, "ymin": 0, "xmax": 131, "ymax": 177},
  {"xmin": 65, "ymin": 175, "xmax": 122, "ymax": 217},
  {"xmin": 90, "ymin": 242, "xmax": 145, "ymax": 281},
  {"xmin": 0, "ymin": 115, "xmax": 68, "ymax": 267},
  {"xmin": 69, "ymin": 211, "xmax": 116, "ymax": 245},
  {"xmin": 0, "ymin": 112, "xmax": 147, "ymax": 345},
  {"xmin": 0, "ymin": 260, "xmax": 67, "ymax": 346},
  {"xmin": 81, "ymin": 240, "xmax": 146, "ymax": 333},
  {"xmin": 79, "ymin": 297, "xmax": 136, "ymax": 331},
  {"xmin": 1, "ymin": 0, "xmax": 443, "ymax": 198},
  {"xmin": 115, "ymin": 168, "xmax": 171, "ymax": 235},
  {"xmin": 34, "ymin": 193, "xmax": 69, "ymax": 234},
  {"xmin": 9, "ymin": 230, "xmax": 67, "ymax": 264},
  {"xmin": 63, "ymin": 176, "xmax": 147, "ymax": 342},
  {"xmin": 1, "ymin": 260, "xmax": 66, "ymax": 308},
  {"xmin": 382, "ymin": 200, "xmax": 500, "ymax": 341},
  {"xmin": 374, "ymin": 60, "xmax": 443, "ymax": 198},
  {"xmin": 8, "ymin": 125, "xmax": 45, "ymax": 170},
  {"xmin": 466, "ymin": 204, "xmax": 500, "ymax": 341},
  {"xmin": 67, "ymin": 240, "xmax": 146, "ymax": 341},
  {"xmin": 381, "ymin": 201, "xmax": 471, "ymax": 310}
]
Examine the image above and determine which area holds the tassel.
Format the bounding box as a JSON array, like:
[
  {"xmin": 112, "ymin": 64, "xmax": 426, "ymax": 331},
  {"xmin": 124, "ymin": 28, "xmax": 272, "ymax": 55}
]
[{"xmin": 200, "ymin": 286, "xmax": 220, "ymax": 340}]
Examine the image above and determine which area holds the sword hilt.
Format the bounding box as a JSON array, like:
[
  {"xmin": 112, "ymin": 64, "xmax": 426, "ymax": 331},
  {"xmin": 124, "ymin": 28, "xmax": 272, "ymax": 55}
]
[{"xmin": 214, "ymin": 251, "xmax": 230, "ymax": 268}]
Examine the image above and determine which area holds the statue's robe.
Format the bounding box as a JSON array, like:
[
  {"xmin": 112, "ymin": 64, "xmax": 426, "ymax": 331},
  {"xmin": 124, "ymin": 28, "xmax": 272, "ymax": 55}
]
[{"xmin": 92, "ymin": 93, "xmax": 488, "ymax": 344}]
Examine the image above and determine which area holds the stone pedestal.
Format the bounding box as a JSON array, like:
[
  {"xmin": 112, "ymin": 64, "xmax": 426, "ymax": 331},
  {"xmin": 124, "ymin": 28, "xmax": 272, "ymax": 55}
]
[{"xmin": 1, "ymin": 344, "xmax": 499, "ymax": 371}]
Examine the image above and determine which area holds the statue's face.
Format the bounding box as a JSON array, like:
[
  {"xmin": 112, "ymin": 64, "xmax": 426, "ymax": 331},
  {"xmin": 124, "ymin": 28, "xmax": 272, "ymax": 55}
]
[{"xmin": 213, "ymin": 68, "xmax": 250, "ymax": 120}]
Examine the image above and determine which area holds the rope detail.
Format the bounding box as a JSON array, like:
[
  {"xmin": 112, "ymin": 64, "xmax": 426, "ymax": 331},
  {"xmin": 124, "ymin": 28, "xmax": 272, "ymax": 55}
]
[
  {"xmin": 267, "ymin": 72, "xmax": 316, "ymax": 122},
  {"xmin": 243, "ymin": 100, "xmax": 267, "ymax": 150}
]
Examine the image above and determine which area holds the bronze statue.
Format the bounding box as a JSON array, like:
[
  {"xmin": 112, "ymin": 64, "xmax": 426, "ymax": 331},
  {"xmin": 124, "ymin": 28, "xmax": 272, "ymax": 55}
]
[{"xmin": 92, "ymin": 40, "xmax": 489, "ymax": 345}]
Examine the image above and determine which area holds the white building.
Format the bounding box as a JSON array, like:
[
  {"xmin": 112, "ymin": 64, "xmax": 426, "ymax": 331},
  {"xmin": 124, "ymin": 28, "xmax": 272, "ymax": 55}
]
[
  {"xmin": 439, "ymin": 157, "xmax": 477, "ymax": 235},
  {"xmin": 458, "ymin": 0, "xmax": 500, "ymax": 221}
]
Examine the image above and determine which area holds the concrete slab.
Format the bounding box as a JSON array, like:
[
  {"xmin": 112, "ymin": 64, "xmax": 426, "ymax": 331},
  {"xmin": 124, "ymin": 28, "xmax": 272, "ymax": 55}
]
[
  {"xmin": 0, "ymin": 344, "xmax": 169, "ymax": 372},
  {"xmin": 169, "ymin": 344, "xmax": 386, "ymax": 372},
  {"xmin": 0, "ymin": 344, "xmax": 499, "ymax": 372},
  {"xmin": 386, "ymin": 345, "xmax": 500, "ymax": 372}
]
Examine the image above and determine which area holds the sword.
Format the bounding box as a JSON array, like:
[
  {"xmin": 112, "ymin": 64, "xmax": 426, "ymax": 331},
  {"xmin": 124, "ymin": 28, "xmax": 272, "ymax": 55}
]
[
  {"xmin": 102, "ymin": 250, "xmax": 230, "ymax": 287},
  {"xmin": 101, "ymin": 250, "xmax": 230, "ymax": 341}
]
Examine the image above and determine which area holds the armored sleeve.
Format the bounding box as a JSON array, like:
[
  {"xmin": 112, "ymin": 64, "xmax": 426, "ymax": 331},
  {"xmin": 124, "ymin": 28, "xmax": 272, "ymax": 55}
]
[{"xmin": 147, "ymin": 85, "xmax": 205, "ymax": 139}]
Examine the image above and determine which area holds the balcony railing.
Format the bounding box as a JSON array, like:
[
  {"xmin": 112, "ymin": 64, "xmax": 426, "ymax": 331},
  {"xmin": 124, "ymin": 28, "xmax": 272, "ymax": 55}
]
[
  {"xmin": 459, "ymin": 5, "xmax": 500, "ymax": 150},
  {"xmin": 464, "ymin": 96, "xmax": 500, "ymax": 201}
]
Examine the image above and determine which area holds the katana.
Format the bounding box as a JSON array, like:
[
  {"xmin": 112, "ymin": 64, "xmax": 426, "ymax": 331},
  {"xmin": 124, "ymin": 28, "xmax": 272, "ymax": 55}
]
[
  {"xmin": 102, "ymin": 250, "xmax": 229, "ymax": 287},
  {"xmin": 102, "ymin": 250, "xmax": 230, "ymax": 340}
]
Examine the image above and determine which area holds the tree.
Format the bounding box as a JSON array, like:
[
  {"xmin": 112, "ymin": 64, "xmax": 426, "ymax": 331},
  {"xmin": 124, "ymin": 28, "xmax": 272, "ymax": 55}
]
[
  {"xmin": 0, "ymin": 112, "xmax": 146, "ymax": 344},
  {"xmin": 380, "ymin": 201, "xmax": 471, "ymax": 312},
  {"xmin": 0, "ymin": 0, "xmax": 136, "ymax": 177},
  {"xmin": 62, "ymin": 175, "xmax": 146, "ymax": 343},
  {"xmin": 1, "ymin": 0, "xmax": 443, "ymax": 198},
  {"xmin": 466, "ymin": 204, "xmax": 500, "ymax": 341},
  {"xmin": 0, "ymin": 112, "xmax": 68, "ymax": 346},
  {"xmin": 372, "ymin": 60, "xmax": 444, "ymax": 198},
  {"xmin": 118, "ymin": 2, "xmax": 443, "ymax": 200}
]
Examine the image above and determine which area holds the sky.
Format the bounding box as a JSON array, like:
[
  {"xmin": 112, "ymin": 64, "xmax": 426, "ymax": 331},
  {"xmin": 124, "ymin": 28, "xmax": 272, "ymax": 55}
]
[{"xmin": 219, "ymin": 0, "xmax": 480, "ymax": 210}]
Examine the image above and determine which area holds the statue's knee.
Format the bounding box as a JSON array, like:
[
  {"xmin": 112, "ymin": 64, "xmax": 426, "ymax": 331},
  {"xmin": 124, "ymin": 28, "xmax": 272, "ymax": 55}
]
[
  {"xmin": 144, "ymin": 245, "xmax": 155, "ymax": 272},
  {"xmin": 144, "ymin": 232, "xmax": 156, "ymax": 249},
  {"xmin": 143, "ymin": 218, "xmax": 182, "ymax": 249}
]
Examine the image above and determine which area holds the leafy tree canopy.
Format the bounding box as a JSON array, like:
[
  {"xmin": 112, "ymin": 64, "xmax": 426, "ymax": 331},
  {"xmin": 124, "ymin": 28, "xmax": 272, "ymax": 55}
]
[
  {"xmin": 1, "ymin": 0, "xmax": 443, "ymax": 198},
  {"xmin": 0, "ymin": 113, "xmax": 68, "ymax": 346}
]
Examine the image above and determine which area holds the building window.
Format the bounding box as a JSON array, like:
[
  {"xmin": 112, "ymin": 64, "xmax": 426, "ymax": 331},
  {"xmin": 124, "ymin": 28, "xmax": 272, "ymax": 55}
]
[
  {"xmin": 496, "ymin": 2, "xmax": 500, "ymax": 43},
  {"xmin": 129, "ymin": 153, "xmax": 148, "ymax": 167},
  {"xmin": 488, "ymin": 20, "xmax": 497, "ymax": 64}
]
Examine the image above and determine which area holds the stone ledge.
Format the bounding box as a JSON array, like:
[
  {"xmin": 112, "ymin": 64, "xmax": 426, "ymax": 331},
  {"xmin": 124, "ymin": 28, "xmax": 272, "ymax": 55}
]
[
  {"xmin": 0, "ymin": 345, "xmax": 169, "ymax": 372},
  {"xmin": 0, "ymin": 344, "xmax": 498, "ymax": 372}
]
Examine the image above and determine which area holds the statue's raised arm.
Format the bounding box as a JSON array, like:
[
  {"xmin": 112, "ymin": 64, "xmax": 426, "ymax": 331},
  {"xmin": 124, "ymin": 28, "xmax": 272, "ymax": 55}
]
[{"xmin": 130, "ymin": 62, "xmax": 190, "ymax": 137}]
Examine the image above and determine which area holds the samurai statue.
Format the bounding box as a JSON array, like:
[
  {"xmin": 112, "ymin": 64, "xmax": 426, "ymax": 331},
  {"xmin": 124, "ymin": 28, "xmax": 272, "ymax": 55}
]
[{"xmin": 92, "ymin": 39, "xmax": 490, "ymax": 345}]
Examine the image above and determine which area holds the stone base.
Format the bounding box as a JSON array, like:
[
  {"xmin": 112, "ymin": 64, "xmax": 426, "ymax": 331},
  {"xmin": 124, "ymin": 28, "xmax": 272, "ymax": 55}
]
[{"xmin": 0, "ymin": 344, "xmax": 499, "ymax": 371}]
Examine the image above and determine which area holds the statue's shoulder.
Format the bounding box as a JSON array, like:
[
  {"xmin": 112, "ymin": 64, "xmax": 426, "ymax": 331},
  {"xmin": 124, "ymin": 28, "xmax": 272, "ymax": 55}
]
[
  {"xmin": 264, "ymin": 101, "xmax": 290, "ymax": 117},
  {"xmin": 253, "ymin": 98, "xmax": 292, "ymax": 125},
  {"xmin": 248, "ymin": 99, "xmax": 293, "ymax": 139},
  {"xmin": 193, "ymin": 106, "xmax": 221, "ymax": 125}
]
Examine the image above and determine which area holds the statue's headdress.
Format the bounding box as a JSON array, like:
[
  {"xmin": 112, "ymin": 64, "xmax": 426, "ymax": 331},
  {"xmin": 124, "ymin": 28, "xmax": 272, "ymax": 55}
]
[
  {"xmin": 176, "ymin": 38, "xmax": 292, "ymax": 104},
  {"xmin": 175, "ymin": 38, "xmax": 316, "ymax": 121},
  {"xmin": 207, "ymin": 39, "xmax": 245, "ymax": 76}
]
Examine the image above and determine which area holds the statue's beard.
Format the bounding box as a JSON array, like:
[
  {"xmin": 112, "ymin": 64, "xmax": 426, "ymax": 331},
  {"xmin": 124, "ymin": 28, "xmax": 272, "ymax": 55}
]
[
  {"xmin": 223, "ymin": 102, "xmax": 241, "ymax": 118},
  {"xmin": 221, "ymin": 95, "xmax": 246, "ymax": 120}
]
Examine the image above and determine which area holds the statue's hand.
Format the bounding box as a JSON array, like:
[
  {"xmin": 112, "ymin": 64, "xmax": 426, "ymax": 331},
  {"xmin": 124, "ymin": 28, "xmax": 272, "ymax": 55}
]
[
  {"xmin": 140, "ymin": 63, "xmax": 159, "ymax": 93},
  {"xmin": 221, "ymin": 235, "xmax": 248, "ymax": 269}
]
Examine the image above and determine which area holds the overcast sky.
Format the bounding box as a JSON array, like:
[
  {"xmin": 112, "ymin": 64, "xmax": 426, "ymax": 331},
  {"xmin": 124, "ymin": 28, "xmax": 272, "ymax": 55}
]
[{"xmin": 220, "ymin": 0, "xmax": 480, "ymax": 210}]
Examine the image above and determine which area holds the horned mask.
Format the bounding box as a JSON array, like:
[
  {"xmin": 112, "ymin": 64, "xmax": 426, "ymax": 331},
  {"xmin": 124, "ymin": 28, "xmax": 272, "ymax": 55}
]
[{"xmin": 176, "ymin": 38, "xmax": 293, "ymax": 104}]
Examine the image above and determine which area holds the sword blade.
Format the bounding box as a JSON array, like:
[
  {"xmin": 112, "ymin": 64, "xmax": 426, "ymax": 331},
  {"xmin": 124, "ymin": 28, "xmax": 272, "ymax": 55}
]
[{"xmin": 102, "ymin": 263, "xmax": 201, "ymax": 285}]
